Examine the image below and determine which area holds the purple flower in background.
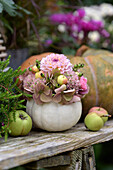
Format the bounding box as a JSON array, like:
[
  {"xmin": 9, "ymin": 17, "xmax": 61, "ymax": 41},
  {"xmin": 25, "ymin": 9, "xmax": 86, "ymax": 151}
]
[
  {"xmin": 101, "ymin": 29, "xmax": 110, "ymax": 38},
  {"xmin": 65, "ymin": 13, "xmax": 76, "ymax": 26},
  {"xmin": 77, "ymin": 8, "xmax": 85, "ymax": 18},
  {"xmin": 71, "ymin": 24, "xmax": 78, "ymax": 32},
  {"xmin": 49, "ymin": 8, "xmax": 109, "ymax": 45},
  {"xmin": 50, "ymin": 13, "xmax": 77, "ymax": 27},
  {"xmin": 50, "ymin": 10, "xmax": 104, "ymax": 33},
  {"xmin": 2, "ymin": 122, "xmax": 4, "ymax": 126},
  {"xmin": 50, "ymin": 13, "xmax": 67, "ymax": 24},
  {"xmin": 81, "ymin": 20, "xmax": 103, "ymax": 32},
  {"xmin": 90, "ymin": 20, "xmax": 103, "ymax": 30},
  {"xmin": 44, "ymin": 39, "xmax": 53, "ymax": 47}
]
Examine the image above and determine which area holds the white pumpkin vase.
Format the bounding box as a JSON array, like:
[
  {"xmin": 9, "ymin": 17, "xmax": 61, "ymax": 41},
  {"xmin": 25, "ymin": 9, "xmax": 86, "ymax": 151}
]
[{"xmin": 26, "ymin": 99, "xmax": 82, "ymax": 132}]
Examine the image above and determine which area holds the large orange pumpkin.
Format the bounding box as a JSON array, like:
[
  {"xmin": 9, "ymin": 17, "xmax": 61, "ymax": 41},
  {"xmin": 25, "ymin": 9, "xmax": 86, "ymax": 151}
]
[
  {"xmin": 71, "ymin": 47, "xmax": 113, "ymax": 117},
  {"xmin": 20, "ymin": 46, "xmax": 113, "ymax": 117}
]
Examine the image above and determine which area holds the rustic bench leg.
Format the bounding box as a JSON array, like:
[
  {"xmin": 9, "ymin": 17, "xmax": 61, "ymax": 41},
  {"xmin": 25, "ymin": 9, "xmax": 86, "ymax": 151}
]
[
  {"xmin": 66, "ymin": 149, "xmax": 82, "ymax": 170},
  {"xmin": 54, "ymin": 149, "xmax": 82, "ymax": 170},
  {"xmin": 44, "ymin": 150, "xmax": 82, "ymax": 170},
  {"xmin": 82, "ymin": 146, "xmax": 96, "ymax": 170},
  {"xmin": 24, "ymin": 150, "xmax": 82, "ymax": 170},
  {"xmin": 24, "ymin": 146, "xmax": 96, "ymax": 170}
]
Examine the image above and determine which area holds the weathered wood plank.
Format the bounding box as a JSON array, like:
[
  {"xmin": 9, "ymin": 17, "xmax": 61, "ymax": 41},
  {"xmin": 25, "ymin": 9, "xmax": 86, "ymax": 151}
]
[
  {"xmin": 25, "ymin": 152, "xmax": 71, "ymax": 169},
  {"xmin": 0, "ymin": 119, "xmax": 113, "ymax": 169},
  {"xmin": 24, "ymin": 149, "xmax": 82, "ymax": 170}
]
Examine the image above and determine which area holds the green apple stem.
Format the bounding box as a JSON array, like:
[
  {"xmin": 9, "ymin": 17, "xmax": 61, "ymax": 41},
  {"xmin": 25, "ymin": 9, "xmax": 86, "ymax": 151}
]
[
  {"xmin": 19, "ymin": 114, "xmax": 27, "ymax": 120},
  {"xmin": 98, "ymin": 107, "xmax": 101, "ymax": 111}
]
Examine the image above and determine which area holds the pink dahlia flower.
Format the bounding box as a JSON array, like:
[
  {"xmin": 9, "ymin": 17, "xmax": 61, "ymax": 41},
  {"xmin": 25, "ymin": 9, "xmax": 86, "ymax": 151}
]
[{"xmin": 40, "ymin": 53, "xmax": 72, "ymax": 76}]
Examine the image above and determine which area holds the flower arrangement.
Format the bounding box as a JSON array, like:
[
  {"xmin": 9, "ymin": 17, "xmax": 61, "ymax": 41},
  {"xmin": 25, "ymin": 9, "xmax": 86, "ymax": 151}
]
[{"xmin": 19, "ymin": 53, "xmax": 89, "ymax": 105}]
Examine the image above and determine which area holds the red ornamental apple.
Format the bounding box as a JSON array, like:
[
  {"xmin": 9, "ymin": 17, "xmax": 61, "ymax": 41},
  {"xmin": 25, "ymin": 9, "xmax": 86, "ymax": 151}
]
[
  {"xmin": 35, "ymin": 71, "xmax": 44, "ymax": 79},
  {"xmin": 88, "ymin": 107, "xmax": 111, "ymax": 123},
  {"xmin": 57, "ymin": 75, "xmax": 68, "ymax": 85},
  {"xmin": 32, "ymin": 65, "xmax": 39, "ymax": 72}
]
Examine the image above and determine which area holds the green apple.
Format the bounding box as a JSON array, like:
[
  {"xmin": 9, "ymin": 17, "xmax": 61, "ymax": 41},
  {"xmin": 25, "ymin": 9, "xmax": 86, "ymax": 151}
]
[
  {"xmin": 89, "ymin": 107, "xmax": 111, "ymax": 123},
  {"xmin": 84, "ymin": 112, "xmax": 104, "ymax": 131},
  {"xmin": 9, "ymin": 110, "xmax": 32, "ymax": 136},
  {"xmin": 57, "ymin": 75, "xmax": 68, "ymax": 85}
]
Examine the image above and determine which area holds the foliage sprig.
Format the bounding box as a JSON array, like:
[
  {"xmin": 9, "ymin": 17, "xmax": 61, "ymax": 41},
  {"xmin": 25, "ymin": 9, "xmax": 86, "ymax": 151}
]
[{"xmin": 0, "ymin": 56, "xmax": 30, "ymax": 140}]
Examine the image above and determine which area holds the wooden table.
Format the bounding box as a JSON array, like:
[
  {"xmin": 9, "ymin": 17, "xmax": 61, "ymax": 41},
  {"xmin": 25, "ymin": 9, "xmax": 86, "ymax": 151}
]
[{"xmin": 1, "ymin": 119, "xmax": 113, "ymax": 170}]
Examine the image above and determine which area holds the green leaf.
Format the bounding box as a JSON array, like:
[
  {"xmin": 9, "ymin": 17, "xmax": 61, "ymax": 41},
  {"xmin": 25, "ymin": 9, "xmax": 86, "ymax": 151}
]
[
  {"xmin": 52, "ymin": 68, "xmax": 61, "ymax": 77},
  {"xmin": 4, "ymin": 93, "xmax": 22, "ymax": 99},
  {"xmin": 1, "ymin": 17, "xmax": 13, "ymax": 33},
  {"xmin": 13, "ymin": 11, "xmax": 23, "ymax": 17},
  {"xmin": 0, "ymin": 0, "xmax": 17, "ymax": 16},
  {"xmin": 62, "ymin": 47, "xmax": 76, "ymax": 56},
  {"xmin": 5, "ymin": 131, "xmax": 8, "ymax": 142},
  {"xmin": 0, "ymin": 2, "xmax": 3, "ymax": 13},
  {"xmin": 15, "ymin": 4, "xmax": 32, "ymax": 15}
]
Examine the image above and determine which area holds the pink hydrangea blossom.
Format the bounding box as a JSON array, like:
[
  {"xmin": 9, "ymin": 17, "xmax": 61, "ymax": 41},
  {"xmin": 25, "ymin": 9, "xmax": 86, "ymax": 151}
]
[
  {"xmin": 66, "ymin": 71, "xmax": 80, "ymax": 91},
  {"xmin": 40, "ymin": 53, "xmax": 72, "ymax": 76},
  {"xmin": 21, "ymin": 71, "xmax": 43, "ymax": 94},
  {"xmin": 33, "ymin": 80, "xmax": 52, "ymax": 105},
  {"xmin": 23, "ymin": 73, "xmax": 37, "ymax": 93}
]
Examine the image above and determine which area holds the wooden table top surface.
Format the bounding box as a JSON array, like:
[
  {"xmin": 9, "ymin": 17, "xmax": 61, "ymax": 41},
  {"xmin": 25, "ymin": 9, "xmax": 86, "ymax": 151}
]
[{"xmin": 0, "ymin": 119, "xmax": 113, "ymax": 169}]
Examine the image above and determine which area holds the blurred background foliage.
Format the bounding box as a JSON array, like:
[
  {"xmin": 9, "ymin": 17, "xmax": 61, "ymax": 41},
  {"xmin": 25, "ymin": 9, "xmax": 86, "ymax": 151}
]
[
  {"xmin": 0, "ymin": 0, "xmax": 113, "ymax": 169},
  {"xmin": 0, "ymin": 0, "xmax": 113, "ymax": 56}
]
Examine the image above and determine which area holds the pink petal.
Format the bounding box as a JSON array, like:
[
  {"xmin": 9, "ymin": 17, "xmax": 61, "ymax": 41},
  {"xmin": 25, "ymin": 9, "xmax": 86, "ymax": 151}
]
[
  {"xmin": 55, "ymin": 84, "xmax": 66, "ymax": 93},
  {"xmin": 33, "ymin": 95, "xmax": 44, "ymax": 105},
  {"xmin": 63, "ymin": 89, "xmax": 75, "ymax": 96},
  {"xmin": 44, "ymin": 86, "xmax": 51, "ymax": 95},
  {"xmin": 68, "ymin": 95, "xmax": 80, "ymax": 104}
]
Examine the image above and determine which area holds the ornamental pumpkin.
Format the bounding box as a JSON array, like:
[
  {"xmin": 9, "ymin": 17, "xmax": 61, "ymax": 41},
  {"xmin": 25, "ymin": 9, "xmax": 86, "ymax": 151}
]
[
  {"xmin": 20, "ymin": 46, "xmax": 113, "ymax": 117},
  {"xmin": 26, "ymin": 99, "xmax": 82, "ymax": 131},
  {"xmin": 71, "ymin": 46, "xmax": 113, "ymax": 117}
]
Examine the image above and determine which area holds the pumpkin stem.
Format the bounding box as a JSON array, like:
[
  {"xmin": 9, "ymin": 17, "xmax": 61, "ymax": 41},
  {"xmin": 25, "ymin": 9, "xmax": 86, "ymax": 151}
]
[{"xmin": 100, "ymin": 114, "xmax": 111, "ymax": 118}]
